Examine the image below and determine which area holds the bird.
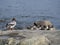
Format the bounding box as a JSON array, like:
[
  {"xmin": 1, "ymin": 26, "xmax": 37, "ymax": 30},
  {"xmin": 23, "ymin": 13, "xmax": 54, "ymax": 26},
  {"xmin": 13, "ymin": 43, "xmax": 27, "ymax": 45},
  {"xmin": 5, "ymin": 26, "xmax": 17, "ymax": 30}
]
[
  {"xmin": 6, "ymin": 18, "xmax": 16, "ymax": 30},
  {"xmin": 31, "ymin": 23, "xmax": 39, "ymax": 30},
  {"xmin": 33, "ymin": 20, "xmax": 55, "ymax": 30},
  {"xmin": 31, "ymin": 25, "xmax": 38, "ymax": 30},
  {"xmin": 47, "ymin": 25, "xmax": 55, "ymax": 30}
]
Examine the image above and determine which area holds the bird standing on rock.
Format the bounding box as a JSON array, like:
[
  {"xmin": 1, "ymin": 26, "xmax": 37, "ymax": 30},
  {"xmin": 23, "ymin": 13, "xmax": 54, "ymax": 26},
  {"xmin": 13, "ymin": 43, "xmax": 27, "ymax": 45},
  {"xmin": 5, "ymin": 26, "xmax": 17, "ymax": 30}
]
[
  {"xmin": 31, "ymin": 20, "xmax": 55, "ymax": 30},
  {"xmin": 6, "ymin": 18, "xmax": 16, "ymax": 30}
]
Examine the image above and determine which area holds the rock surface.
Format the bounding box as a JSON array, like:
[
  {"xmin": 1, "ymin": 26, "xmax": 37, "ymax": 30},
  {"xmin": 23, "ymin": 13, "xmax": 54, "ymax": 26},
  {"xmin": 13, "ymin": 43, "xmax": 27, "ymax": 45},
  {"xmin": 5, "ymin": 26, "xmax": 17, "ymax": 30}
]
[{"xmin": 0, "ymin": 30, "xmax": 60, "ymax": 45}]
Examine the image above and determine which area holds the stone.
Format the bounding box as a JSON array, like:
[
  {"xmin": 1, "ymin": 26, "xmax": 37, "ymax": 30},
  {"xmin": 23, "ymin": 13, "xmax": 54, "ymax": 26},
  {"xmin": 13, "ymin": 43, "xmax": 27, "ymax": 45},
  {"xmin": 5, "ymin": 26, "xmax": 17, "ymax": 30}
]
[{"xmin": 20, "ymin": 36, "xmax": 50, "ymax": 45}]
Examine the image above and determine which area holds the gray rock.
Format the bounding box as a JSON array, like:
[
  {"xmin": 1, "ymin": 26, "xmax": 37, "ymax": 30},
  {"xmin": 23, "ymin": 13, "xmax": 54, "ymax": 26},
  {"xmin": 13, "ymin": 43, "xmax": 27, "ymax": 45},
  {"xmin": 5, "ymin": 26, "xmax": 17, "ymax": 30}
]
[{"xmin": 0, "ymin": 30, "xmax": 60, "ymax": 45}]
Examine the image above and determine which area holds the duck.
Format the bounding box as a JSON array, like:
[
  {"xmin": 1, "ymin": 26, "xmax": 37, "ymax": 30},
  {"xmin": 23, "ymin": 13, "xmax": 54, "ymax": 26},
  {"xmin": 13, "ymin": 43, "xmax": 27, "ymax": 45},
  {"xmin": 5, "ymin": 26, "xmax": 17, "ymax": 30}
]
[
  {"xmin": 6, "ymin": 18, "xmax": 16, "ymax": 30},
  {"xmin": 31, "ymin": 23, "xmax": 41, "ymax": 30},
  {"xmin": 33, "ymin": 20, "xmax": 55, "ymax": 30},
  {"xmin": 47, "ymin": 25, "xmax": 55, "ymax": 30},
  {"xmin": 31, "ymin": 25, "xmax": 38, "ymax": 30}
]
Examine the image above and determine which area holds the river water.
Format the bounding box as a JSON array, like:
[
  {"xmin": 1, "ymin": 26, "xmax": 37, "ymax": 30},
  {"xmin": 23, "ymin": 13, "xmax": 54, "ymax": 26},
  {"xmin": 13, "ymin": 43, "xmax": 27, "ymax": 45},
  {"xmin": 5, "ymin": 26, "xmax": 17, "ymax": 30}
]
[{"xmin": 0, "ymin": 0, "xmax": 60, "ymax": 30}]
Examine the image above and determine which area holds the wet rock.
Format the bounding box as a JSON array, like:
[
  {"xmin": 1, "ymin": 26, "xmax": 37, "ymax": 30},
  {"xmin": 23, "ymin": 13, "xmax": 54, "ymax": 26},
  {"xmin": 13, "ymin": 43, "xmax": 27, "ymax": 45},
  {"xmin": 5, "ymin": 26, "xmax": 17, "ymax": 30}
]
[
  {"xmin": 0, "ymin": 19, "xmax": 5, "ymax": 22},
  {"xmin": 0, "ymin": 39, "xmax": 8, "ymax": 45}
]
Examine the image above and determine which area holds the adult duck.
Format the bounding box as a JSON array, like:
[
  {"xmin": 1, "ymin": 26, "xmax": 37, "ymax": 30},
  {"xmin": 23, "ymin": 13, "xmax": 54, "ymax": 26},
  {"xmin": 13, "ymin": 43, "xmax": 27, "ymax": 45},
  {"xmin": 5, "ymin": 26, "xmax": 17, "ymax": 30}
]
[{"xmin": 6, "ymin": 18, "xmax": 16, "ymax": 30}]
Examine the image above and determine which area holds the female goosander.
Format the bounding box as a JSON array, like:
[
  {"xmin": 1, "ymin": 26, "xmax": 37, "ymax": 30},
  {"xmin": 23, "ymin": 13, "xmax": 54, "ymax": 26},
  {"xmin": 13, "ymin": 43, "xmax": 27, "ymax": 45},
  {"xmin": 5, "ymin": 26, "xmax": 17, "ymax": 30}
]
[{"xmin": 6, "ymin": 18, "xmax": 16, "ymax": 30}]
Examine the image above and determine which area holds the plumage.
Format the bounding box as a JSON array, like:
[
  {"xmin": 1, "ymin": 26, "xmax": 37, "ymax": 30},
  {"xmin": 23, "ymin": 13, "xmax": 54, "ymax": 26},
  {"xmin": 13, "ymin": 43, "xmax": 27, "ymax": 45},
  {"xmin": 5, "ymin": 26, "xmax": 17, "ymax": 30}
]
[{"xmin": 6, "ymin": 18, "xmax": 16, "ymax": 30}]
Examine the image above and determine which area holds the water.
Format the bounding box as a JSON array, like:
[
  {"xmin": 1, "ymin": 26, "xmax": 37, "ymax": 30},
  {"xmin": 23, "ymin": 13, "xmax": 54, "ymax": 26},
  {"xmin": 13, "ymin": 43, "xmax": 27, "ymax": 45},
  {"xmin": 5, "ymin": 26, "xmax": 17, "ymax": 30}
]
[{"xmin": 0, "ymin": 0, "xmax": 60, "ymax": 30}]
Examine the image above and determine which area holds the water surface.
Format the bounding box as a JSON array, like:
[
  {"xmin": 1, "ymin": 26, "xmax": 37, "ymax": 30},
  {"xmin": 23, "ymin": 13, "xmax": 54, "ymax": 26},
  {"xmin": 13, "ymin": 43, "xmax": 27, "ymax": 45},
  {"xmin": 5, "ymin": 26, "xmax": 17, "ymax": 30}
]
[{"xmin": 0, "ymin": 0, "xmax": 60, "ymax": 30}]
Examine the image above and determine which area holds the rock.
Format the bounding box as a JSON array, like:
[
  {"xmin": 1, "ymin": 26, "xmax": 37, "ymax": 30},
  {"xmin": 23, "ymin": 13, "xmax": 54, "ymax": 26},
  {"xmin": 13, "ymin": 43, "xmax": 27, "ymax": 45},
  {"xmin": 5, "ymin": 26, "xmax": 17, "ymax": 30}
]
[
  {"xmin": 20, "ymin": 36, "xmax": 50, "ymax": 45},
  {"xmin": 0, "ymin": 39, "xmax": 8, "ymax": 45},
  {"xmin": 8, "ymin": 38, "xmax": 16, "ymax": 45},
  {"xmin": 0, "ymin": 19, "xmax": 5, "ymax": 22},
  {"xmin": 0, "ymin": 30, "xmax": 60, "ymax": 45},
  {"xmin": 7, "ymin": 32, "xmax": 19, "ymax": 37}
]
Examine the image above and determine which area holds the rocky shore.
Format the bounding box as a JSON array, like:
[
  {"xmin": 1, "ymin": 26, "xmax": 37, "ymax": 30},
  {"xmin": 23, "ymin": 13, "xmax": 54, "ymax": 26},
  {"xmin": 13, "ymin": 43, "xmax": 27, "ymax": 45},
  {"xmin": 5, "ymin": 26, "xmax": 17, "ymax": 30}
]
[{"xmin": 0, "ymin": 30, "xmax": 60, "ymax": 45}]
